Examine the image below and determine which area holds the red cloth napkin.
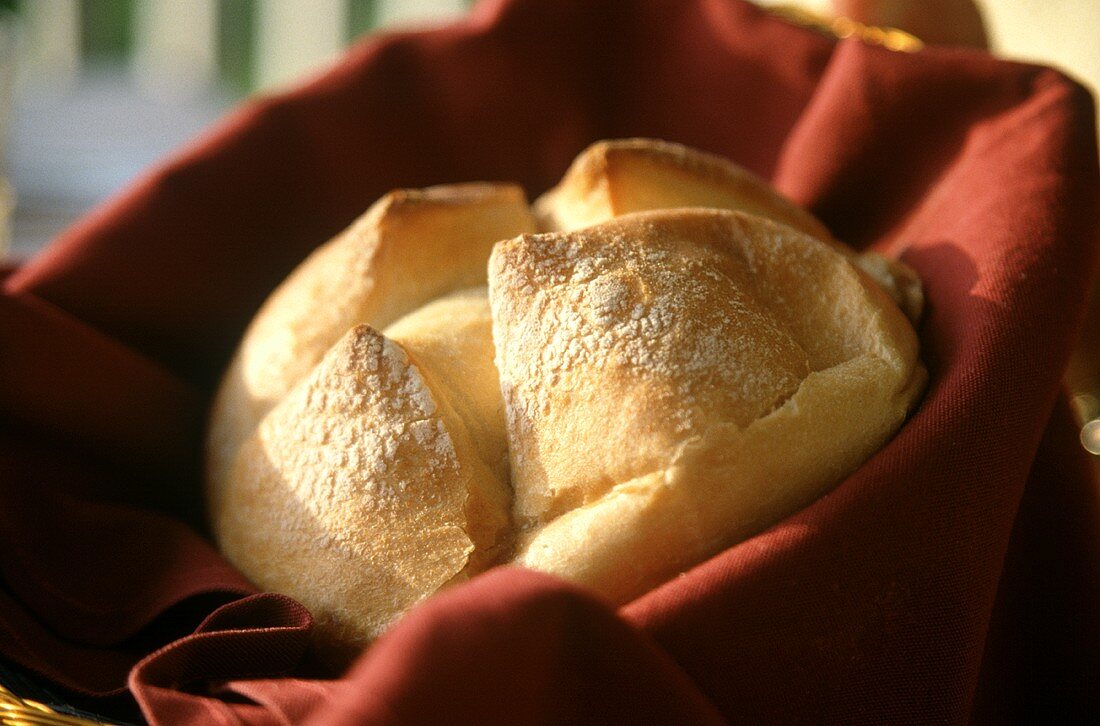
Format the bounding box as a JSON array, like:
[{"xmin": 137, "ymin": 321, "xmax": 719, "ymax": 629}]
[{"xmin": 3, "ymin": 0, "xmax": 1099, "ymax": 722}]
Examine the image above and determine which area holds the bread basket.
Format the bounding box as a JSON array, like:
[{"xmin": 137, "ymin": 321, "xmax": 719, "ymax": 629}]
[{"xmin": 2, "ymin": 0, "xmax": 1097, "ymax": 722}]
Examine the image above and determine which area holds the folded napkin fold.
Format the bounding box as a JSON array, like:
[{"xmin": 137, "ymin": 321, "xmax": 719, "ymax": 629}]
[{"xmin": 2, "ymin": 0, "xmax": 1098, "ymax": 722}]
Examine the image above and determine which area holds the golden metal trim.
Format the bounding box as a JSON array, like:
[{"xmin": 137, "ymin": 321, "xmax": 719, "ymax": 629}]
[
  {"xmin": 0, "ymin": 684, "xmax": 110, "ymax": 726},
  {"xmin": 769, "ymin": 5, "xmax": 924, "ymax": 52}
]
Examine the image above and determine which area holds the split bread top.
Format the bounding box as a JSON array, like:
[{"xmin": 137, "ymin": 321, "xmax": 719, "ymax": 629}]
[{"xmin": 207, "ymin": 139, "xmax": 927, "ymax": 655}]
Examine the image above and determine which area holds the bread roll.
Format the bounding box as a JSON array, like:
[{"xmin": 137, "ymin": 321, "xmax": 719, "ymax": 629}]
[
  {"xmin": 490, "ymin": 210, "xmax": 925, "ymax": 602},
  {"xmin": 534, "ymin": 138, "xmax": 834, "ymax": 240},
  {"xmin": 537, "ymin": 138, "xmax": 923, "ymax": 322},
  {"xmin": 207, "ymin": 184, "xmax": 535, "ymax": 514},
  {"xmin": 215, "ymin": 289, "xmax": 512, "ymax": 652},
  {"xmin": 207, "ymin": 138, "xmax": 926, "ymax": 658}
]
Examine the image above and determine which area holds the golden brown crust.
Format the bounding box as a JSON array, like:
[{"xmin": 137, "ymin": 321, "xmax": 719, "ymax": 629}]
[
  {"xmin": 490, "ymin": 213, "xmax": 814, "ymax": 525},
  {"xmin": 207, "ymin": 183, "xmax": 535, "ymax": 516},
  {"xmin": 534, "ymin": 138, "xmax": 834, "ymax": 241},
  {"xmin": 383, "ymin": 288, "xmax": 513, "ymax": 574},
  {"xmin": 214, "ymin": 325, "xmax": 476, "ymax": 648},
  {"xmin": 534, "ymin": 138, "xmax": 924, "ymax": 323},
  {"xmin": 215, "ymin": 290, "xmax": 516, "ymax": 655},
  {"xmin": 852, "ymin": 251, "xmax": 925, "ymax": 323},
  {"xmin": 491, "ymin": 210, "xmax": 925, "ymax": 603}
]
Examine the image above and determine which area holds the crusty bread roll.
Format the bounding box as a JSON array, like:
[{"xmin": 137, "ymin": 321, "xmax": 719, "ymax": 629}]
[
  {"xmin": 207, "ymin": 183, "xmax": 535, "ymax": 511},
  {"xmin": 214, "ymin": 289, "xmax": 511, "ymax": 654},
  {"xmin": 536, "ymin": 138, "xmax": 924, "ymax": 322},
  {"xmin": 207, "ymin": 139, "xmax": 926, "ymax": 657},
  {"xmin": 492, "ymin": 211, "xmax": 924, "ymax": 602},
  {"xmin": 534, "ymin": 138, "xmax": 834, "ymax": 241}
]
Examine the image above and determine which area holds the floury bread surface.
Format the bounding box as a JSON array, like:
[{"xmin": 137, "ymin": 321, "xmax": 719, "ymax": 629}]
[
  {"xmin": 493, "ymin": 211, "xmax": 924, "ymax": 602},
  {"xmin": 207, "ymin": 139, "xmax": 927, "ymax": 655},
  {"xmin": 206, "ymin": 183, "xmax": 536, "ymax": 506}
]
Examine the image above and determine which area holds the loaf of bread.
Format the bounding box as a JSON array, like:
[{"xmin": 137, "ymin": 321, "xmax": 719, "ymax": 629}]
[{"xmin": 206, "ymin": 139, "xmax": 926, "ymax": 657}]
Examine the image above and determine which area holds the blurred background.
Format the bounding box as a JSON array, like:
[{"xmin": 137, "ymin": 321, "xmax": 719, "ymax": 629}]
[
  {"xmin": 1, "ymin": 0, "xmax": 479, "ymax": 259},
  {"xmin": 0, "ymin": 0, "xmax": 1097, "ymax": 261}
]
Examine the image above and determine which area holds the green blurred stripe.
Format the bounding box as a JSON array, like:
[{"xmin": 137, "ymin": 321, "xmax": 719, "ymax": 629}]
[
  {"xmin": 218, "ymin": 0, "xmax": 255, "ymax": 94},
  {"xmin": 346, "ymin": 0, "xmax": 377, "ymax": 43},
  {"xmin": 79, "ymin": 0, "xmax": 134, "ymax": 65},
  {"xmin": 63, "ymin": 0, "xmax": 480, "ymax": 93}
]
